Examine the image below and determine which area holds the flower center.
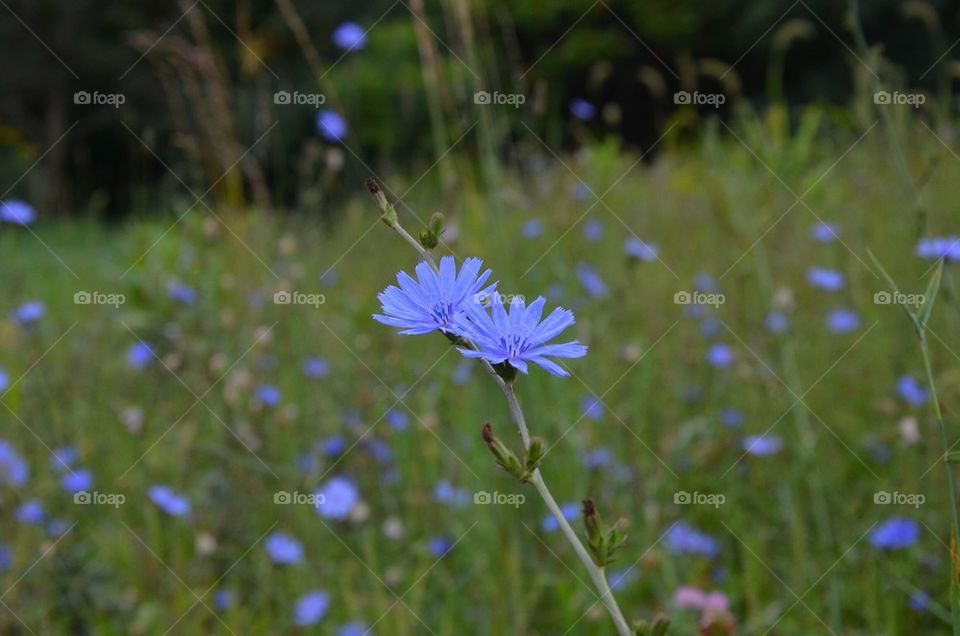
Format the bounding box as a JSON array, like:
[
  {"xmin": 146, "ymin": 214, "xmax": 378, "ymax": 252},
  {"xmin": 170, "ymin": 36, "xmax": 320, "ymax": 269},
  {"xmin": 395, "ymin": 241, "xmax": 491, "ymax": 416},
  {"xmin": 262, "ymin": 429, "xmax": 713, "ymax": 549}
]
[
  {"xmin": 430, "ymin": 300, "xmax": 456, "ymax": 327},
  {"xmin": 498, "ymin": 333, "xmax": 527, "ymax": 358}
]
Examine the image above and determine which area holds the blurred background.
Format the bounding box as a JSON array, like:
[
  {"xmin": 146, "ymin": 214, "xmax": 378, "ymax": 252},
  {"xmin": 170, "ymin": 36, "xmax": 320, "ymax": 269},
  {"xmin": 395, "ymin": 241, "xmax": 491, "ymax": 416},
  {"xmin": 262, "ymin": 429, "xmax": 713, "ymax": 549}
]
[{"xmin": 3, "ymin": 0, "xmax": 960, "ymax": 634}]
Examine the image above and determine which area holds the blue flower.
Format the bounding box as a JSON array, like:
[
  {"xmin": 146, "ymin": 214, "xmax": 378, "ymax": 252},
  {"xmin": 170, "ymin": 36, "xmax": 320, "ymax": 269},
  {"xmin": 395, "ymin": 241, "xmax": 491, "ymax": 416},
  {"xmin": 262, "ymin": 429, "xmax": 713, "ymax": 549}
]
[
  {"xmin": 764, "ymin": 311, "xmax": 789, "ymax": 334},
  {"xmin": 332, "ymin": 21, "xmax": 367, "ymax": 51},
  {"xmin": 302, "ymin": 357, "xmax": 330, "ymax": 378},
  {"xmin": 374, "ymin": 256, "xmax": 496, "ymax": 336},
  {"xmin": 338, "ymin": 622, "xmax": 372, "ymax": 636},
  {"xmin": 916, "ymin": 237, "xmax": 960, "ymax": 261},
  {"xmin": 608, "ymin": 568, "xmax": 637, "ymax": 592},
  {"xmin": 897, "ymin": 375, "xmax": 929, "ymax": 407},
  {"xmin": 15, "ymin": 500, "xmax": 44, "ymax": 525},
  {"xmin": 294, "ymin": 590, "xmax": 330, "ymax": 626},
  {"xmin": 807, "ymin": 267, "xmax": 845, "ymax": 292},
  {"xmin": 870, "ymin": 517, "xmax": 920, "ymax": 549},
  {"xmin": 809, "ymin": 221, "xmax": 839, "ymax": 243},
  {"xmin": 522, "ymin": 219, "xmax": 543, "ymax": 238},
  {"xmin": 385, "ymin": 409, "xmax": 408, "ymax": 431},
  {"xmin": 581, "ymin": 394, "xmax": 604, "ymax": 420},
  {"xmin": 583, "ymin": 219, "xmax": 603, "ymax": 242},
  {"xmin": 0, "ymin": 200, "xmax": 35, "ymax": 225},
  {"xmin": 706, "ymin": 343, "xmax": 734, "ymax": 368},
  {"xmin": 576, "ymin": 263, "xmax": 608, "ymax": 298},
  {"xmin": 167, "ymin": 282, "xmax": 197, "ymax": 305},
  {"xmin": 255, "ymin": 384, "xmax": 281, "ymax": 407},
  {"xmin": 264, "ymin": 531, "xmax": 304, "ymax": 565},
  {"xmin": 433, "ymin": 481, "xmax": 470, "ymax": 508},
  {"xmin": 541, "ymin": 502, "xmax": 579, "ymax": 532},
  {"xmin": 321, "ymin": 434, "xmax": 347, "ymax": 456},
  {"xmin": 214, "ymin": 590, "xmax": 235, "ymax": 611},
  {"xmin": 582, "ymin": 447, "xmax": 613, "ymax": 469},
  {"xmin": 826, "ymin": 309, "xmax": 860, "ymax": 334},
  {"xmin": 665, "ymin": 521, "xmax": 718, "ymax": 556},
  {"xmin": 569, "ymin": 98, "xmax": 597, "ymax": 121},
  {"xmin": 148, "ymin": 485, "xmax": 191, "ymax": 517},
  {"xmin": 317, "ymin": 110, "xmax": 347, "ymax": 143},
  {"xmin": 315, "ymin": 476, "xmax": 359, "ymax": 520},
  {"xmin": 910, "ymin": 591, "xmax": 931, "ymax": 613},
  {"xmin": 0, "ymin": 546, "xmax": 11, "ymax": 573},
  {"xmin": 624, "ymin": 238, "xmax": 658, "ymax": 261},
  {"xmin": 743, "ymin": 434, "xmax": 783, "ymax": 456},
  {"xmin": 0, "ymin": 369, "xmax": 8, "ymax": 393},
  {"xmin": 11, "ymin": 301, "xmax": 45, "ymax": 324},
  {"xmin": 49, "ymin": 446, "xmax": 78, "ymax": 472},
  {"xmin": 47, "ymin": 519, "xmax": 69, "ymax": 537},
  {"xmin": 720, "ymin": 408, "xmax": 743, "ymax": 428},
  {"xmin": 127, "ymin": 342, "xmax": 155, "ymax": 369},
  {"xmin": 61, "ymin": 468, "xmax": 93, "ymax": 493},
  {"xmin": 427, "ymin": 536, "xmax": 454, "ymax": 558},
  {"xmin": 455, "ymin": 295, "xmax": 587, "ymax": 377}
]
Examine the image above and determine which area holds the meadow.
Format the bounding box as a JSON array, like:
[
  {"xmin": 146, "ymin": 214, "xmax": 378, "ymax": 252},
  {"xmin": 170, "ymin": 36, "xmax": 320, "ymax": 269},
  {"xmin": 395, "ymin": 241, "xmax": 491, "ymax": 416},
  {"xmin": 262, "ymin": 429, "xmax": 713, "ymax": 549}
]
[{"xmin": 1, "ymin": 107, "xmax": 959, "ymax": 635}]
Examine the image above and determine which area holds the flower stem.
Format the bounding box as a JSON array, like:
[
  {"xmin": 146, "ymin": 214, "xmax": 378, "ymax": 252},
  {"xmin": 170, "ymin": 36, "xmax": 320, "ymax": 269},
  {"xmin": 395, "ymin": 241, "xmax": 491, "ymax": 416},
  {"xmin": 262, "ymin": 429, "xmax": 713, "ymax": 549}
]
[{"xmin": 500, "ymin": 382, "xmax": 633, "ymax": 636}]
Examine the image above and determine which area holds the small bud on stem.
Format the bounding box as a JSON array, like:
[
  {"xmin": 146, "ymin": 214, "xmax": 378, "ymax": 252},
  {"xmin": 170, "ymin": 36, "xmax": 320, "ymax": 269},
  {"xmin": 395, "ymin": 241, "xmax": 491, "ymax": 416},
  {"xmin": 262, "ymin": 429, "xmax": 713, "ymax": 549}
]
[
  {"xmin": 366, "ymin": 178, "xmax": 399, "ymax": 228},
  {"xmin": 582, "ymin": 498, "xmax": 629, "ymax": 567},
  {"xmin": 481, "ymin": 423, "xmax": 526, "ymax": 480}
]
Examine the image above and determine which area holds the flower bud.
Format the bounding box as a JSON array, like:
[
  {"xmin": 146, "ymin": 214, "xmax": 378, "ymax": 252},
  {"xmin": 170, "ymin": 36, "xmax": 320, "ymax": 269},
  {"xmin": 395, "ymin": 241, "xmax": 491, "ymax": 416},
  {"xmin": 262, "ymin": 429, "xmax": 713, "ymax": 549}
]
[
  {"xmin": 366, "ymin": 178, "xmax": 399, "ymax": 228},
  {"xmin": 481, "ymin": 423, "xmax": 525, "ymax": 480},
  {"xmin": 525, "ymin": 436, "xmax": 544, "ymax": 475}
]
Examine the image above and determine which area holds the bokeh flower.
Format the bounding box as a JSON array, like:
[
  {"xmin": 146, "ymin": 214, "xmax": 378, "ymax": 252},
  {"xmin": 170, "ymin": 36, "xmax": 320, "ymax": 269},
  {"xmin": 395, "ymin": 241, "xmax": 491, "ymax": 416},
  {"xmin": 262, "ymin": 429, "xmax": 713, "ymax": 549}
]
[
  {"xmin": 809, "ymin": 221, "xmax": 839, "ymax": 243},
  {"xmin": 337, "ymin": 622, "xmax": 372, "ymax": 636},
  {"xmin": 264, "ymin": 531, "xmax": 304, "ymax": 565},
  {"xmin": 576, "ymin": 263, "xmax": 608, "ymax": 298},
  {"xmin": 127, "ymin": 342, "xmax": 155, "ymax": 369},
  {"xmin": 826, "ymin": 309, "xmax": 859, "ymax": 334},
  {"xmin": 167, "ymin": 282, "xmax": 197, "ymax": 305},
  {"xmin": 743, "ymin": 434, "xmax": 783, "ymax": 456},
  {"xmin": 315, "ymin": 475, "xmax": 359, "ymax": 520},
  {"xmin": 897, "ymin": 375, "xmax": 928, "ymax": 407},
  {"xmin": 870, "ymin": 517, "xmax": 920, "ymax": 549},
  {"xmin": 541, "ymin": 502, "xmax": 579, "ymax": 532},
  {"xmin": 61, "ymin": 468, "xmax": 93, "ymax": 493},
  {"xmin": 807, "ymin": 267, "xmax": 845, "ymax": 292},
  {"xmin": 455, "ymin": 295, "xmax": 587, "ymax": 377},
  {"xmin": 569, "ymin": 98, "xmax": 597, "ymax": 121},
  {"xmin": 148, "ymin": 485, "xmax": 191, "ymax": 517},
  {"xmin": 706, "ymin": 343, "xmax": 734, "ymax": 368},
  {"xmin": 0, "ymin": 441, "xmax": 29, "ymax": 487},
  {"xmin": 0, "ymin": 199, "xmax": 35, "ymax": 225},
  {"xmin": 764, "ymin": 311, "xmax": 789, "ymax": 334},
  {"xmin": 916, "ymin": 237, "xmax": 960, "ymax": 261},
  {"xmin": 374, "ymin": 256, "xmax": 496, "ymax": 336},
  {"xmin": 11, "ymin": 300, "xmax": 45, "ymax": 324},
  {"xmin": 294, "ymin": 590, "xmax": 330, "ymax": 626},
  {"xmin": 624, "ymin": 237, "xmax": 658, "ymax": 261},
  {"xmin": 583, "ymin": 219, "xmax": 603, "ymax": 242},
  {"xmin": 521, "ymin": 218, "xmax": 543, "ymax": 238},
  {"xmin": 665, "ymin": 521, "xmax": 719, "ymax": 556},
  {"xmin": 302, "ymin": 357, "xmax": 330, "ymax": 378},
  {"xmin": 15, "ymin": 500, "xmax": 44, "ymax": 525},
  {"xmin": 317, "ymin": 110, "xmax": 348, "ymax": 143},
  {"xmin": 255, "ymin": 384, "xmax": 281, "ymax": 407},
  {"xmin": 332, "ymin": 21, "xmax": 367, "ymax": 51}
]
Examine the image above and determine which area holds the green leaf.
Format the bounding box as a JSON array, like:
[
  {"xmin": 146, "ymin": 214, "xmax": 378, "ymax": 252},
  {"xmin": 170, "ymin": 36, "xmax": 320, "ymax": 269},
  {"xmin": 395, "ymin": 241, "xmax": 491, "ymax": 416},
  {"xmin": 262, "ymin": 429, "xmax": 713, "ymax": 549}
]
[{"xmin": 916, "ymin": 259, "xmax": 944, "ymax": 330}]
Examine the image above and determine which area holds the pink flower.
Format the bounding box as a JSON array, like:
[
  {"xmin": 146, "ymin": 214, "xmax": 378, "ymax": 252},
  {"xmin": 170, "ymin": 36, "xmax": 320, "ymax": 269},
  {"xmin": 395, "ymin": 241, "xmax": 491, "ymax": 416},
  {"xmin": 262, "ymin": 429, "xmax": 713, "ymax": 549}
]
[{"xmin": 674, "ymin": 586, "xmax": 708, "ymax": 609}]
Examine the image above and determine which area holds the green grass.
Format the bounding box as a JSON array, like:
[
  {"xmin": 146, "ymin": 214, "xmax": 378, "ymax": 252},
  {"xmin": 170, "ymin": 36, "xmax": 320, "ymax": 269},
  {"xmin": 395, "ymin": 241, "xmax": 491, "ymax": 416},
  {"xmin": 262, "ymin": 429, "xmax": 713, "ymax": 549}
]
[{"xmin": 1, "ymin": 110, "xmax": 959, "ymax": 634}]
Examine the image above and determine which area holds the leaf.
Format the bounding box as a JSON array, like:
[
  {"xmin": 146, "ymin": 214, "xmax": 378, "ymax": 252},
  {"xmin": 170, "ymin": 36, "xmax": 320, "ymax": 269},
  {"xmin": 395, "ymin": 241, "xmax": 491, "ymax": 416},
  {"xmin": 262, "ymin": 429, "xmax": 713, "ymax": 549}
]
[{"xmin": 916, "ymin": 259, "xmax": 944, "ymax": 330}]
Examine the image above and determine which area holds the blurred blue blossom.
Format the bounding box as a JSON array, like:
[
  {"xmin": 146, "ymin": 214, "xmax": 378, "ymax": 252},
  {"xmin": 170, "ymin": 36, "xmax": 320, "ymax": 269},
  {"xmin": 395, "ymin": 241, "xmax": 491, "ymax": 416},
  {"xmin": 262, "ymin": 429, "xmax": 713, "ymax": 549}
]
[
  {"xmin": 434, "ymin": 481, "xmax": 471, "ymax": 508},
  {"xmin": 870, "ymin": 517, "xmax": 920, "ymax": 549},
  {"xmin": 897, "ymin": 375, "xmax": 928, "ymax": 407},
  {"xmin": 764, "ymin": 311, "xmax": 789, "ymax": 334},
  {"xmin": 47, "ymin": 519, "xmax": 69, "ymax": 537},
  {"xmin": 0, "ymin": 200, "xmax": 35, "ymax": 225},
  {"xmin": 826, "ymin": 309, "xmax": 860, "ymax": 334},
  {"xmin": 809, "ymin": 221, "xmax": 839, "ymax": 243},
  {"xmin": 576, "ymin": 263, "xmax": 608, "ymax": 298},
  {"xmin": 15, "ymin": 500, "xmax": 44, "ymax": 525},
  {"xmin": 332, "ymin": 21, "xmax": 367, "ymax": 51},
  {"xmin": 0, "ymin": 546, "xmax": 11, "ymax": 572},
  {"xmin": 542, "ymin": 502, "xmax": 579, "ymax": 532},
  {"xmin": 624, "ymin": 237, "xmax": 658, "ymax": 261},
  {"xmin": 302, "ymin": 357, "xmax": 330, "ymax": 378},
  {"xmin": 167, "ymin": 282, "xmax": 197, "ymax": 305},
  {"xmin": 127, "ymin": 342, "xmax": 155, "ymax": 369},
  {"xmin": 61, "ymin": 468, "xmax": 93, "ymax": 493},
  {"xmin": 427, "ymin": 536, "xmax": 454, "ymax": 558},
  {"xmin": 214, "ymin": 590, "xmax": 235, "ymax": 611},
  {"xmin": 0, "ymin": 369, "xmax": 8, "ymax": 393},
  {"xmin": 374, "ymin": 256, "xmax": 495, "ymax": 336},
  {"xmin": 315, "ymin": 476, "xmax": 359, "ymax": 520},
  {"xmin": 255, "ymin": 384, "xmax": 282, "ymax": 407},
  {"xmin": 807, "ymin": 267, "xmax": 845, "ymax": 292},
  {"xmin": 700, "ymin": 317, "xmax": 720, "ymax": 338},
  {"xmin": 294, "ymin": 590, "xmax": 330, "ymax": 626},
  {"xmin": 338, "ymin": 622, "xmax": 372, "ymax": 636},
  {"xmin": 743, "ymin": 434, "xmax": 783, "ymax": 456},
  {"xmin": 49, "ymin": 446, "xmax": 79, "ymax": 472},
  {"xmin": 916, "ymin": 237, "xmax": 960, "ymax": 261},
  {"xmin": 581, "ymin": 394, "xmax": 603, "ymax": 420},
  {"xmin": 11, "ymin": 300, "xmax": 45, "ymax": 324},
  {"xmin": 583, "ymin": 219, "xmax": 603, "ymax": 242},
  {"xmin": 665, "ymin": 521, "xmax": 719, "ymax": 556},
  {"xmin": 522, "ymin": 218, "xmax": 543, "ymax": 238},
  {"xmin": 385, "ymin": 409, "xmax": 408, "ymax": 431},
  {"xmin": 317, "ymin": 110, "xmax": 347, "ymax": 143},
  {"xmin": 321, "ymin": 434, "xmax": 347, "ymax": 457},
  {"xmin": 569, "ymin": 98, "xmax": 597, "ymax": 121},
  {"xmin": 720, "ymin": 408, "xmax": 744, "ymax": 428},
  {"xmin": 706, "ymin": 344, "xmax": 734, "ymax": 368},
  {"xmin": 265, "ymin": 531, "xmax": 304, "ymax": 565},
  {"xmin": 455, "ymin": 295, "xmax": 587, "ymax": 377},
  {"xmin": 148, "ymin": 485, "xmax": 191, "ymax": 517},
  {"xmin": 608, "ymin": 567, "xmax": 637, "ymax": 592},
  {"xmin": 582, "ymin": 447, "xmax": 613, "ymax": 469}
]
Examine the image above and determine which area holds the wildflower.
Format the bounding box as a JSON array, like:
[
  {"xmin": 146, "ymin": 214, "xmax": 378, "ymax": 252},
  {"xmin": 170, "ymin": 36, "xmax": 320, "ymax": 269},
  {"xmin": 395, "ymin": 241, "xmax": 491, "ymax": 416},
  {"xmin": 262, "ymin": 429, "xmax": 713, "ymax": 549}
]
[
  {"xmin": 720, "ymin": 408, "xmax": 743, "ymax": 428},
  {"xmin": 255, "ymin": 384, "xmax": 281, "ymax": 407},
  {"xmin": 569, "ymin": 98, "xmax": 597, "ymax": 121},
  {"xmin": 608, "ymin": 568, "xmax": 637, "ymax": 592},
  {"xmin": 127, "ymin": 342, "xmax": 155, "ymax": 369},
  {"xmin": 764, "ymin": 311, "xmax": 789, "ymax": 334},
  {"xmin": 581, "ymin": 394, "xmax": 604, "ymax": 420},
  {"xmin": 897, "ymin": 375, "xmax": 928, "ymax": 407},
  {"xmin": 0, "ymin": 369, "xmax": 8, "ymax": 393},
  {"xmin": 454, "ymin": 295, "xmax": 587, "ymax": 377},
  {"xmin": 47, "ymin": 519, "xmax": 69, "ymax": 537},
  {"xmin": 0, "ymin": 200, "xmax": 35, "ymax": 225},
  {"xmin": 167, "ymin": 282, "xmax": 197, "ymax": 305},
  {"xmin": 583, "ymin": 219, "xmax": 603, "ymax": 242},
  {"xmin": 582, "ymin": 447, "xmax": 613, "ymax": 469},
  {"xmin": 427, "ymin": 536, "xmax": 454, "ymax": 558},
  {"xmin": 148, "ymin": 485, "xmax": 191, "ymax": 517},
  {"xmin": 433, "ymin": 481, "xmax": 470, "ymax": 508},
  {"xmin": 809, "ymin": 221, "xmax": 839, "ymax": 243},
  {"xmin": 522, "ymin": 218, "xmax": 543, "ymax": 238},
  {"xmin": 49, "ymin": 446, "xmax": 78, "ymax": 472},
  {"xmin": 0, "ymin": 546, "xmax": 10, "ymax": 573},
  {"xmin": 870, "ymin": 517, "xmax": 920, "ymax": 549},
  {"xmin": 302, "ymin": 357, "xmax": 330, "ymax": 378},
  {"xmin": 807, "ymin": 267, "xmax": 845, "ymax": 292},
  {"xmin": 338, "ymin": 622, "xmax": 372, "ymax": 636},
  {"xmin": 321, "ymin": 435, "xmax": 347, "ymax": 456},
  {"xmin": 214, "ymin": 590, "xmax": 235, "ymax": 611},
  {"xmin": 570, "ymin": 182, "xmax": 591, "ymax": 200},
  {"xmin": 743, "ymin": 434, "xmax": 783, "ymax": 456},
  {"xmin": 706, "ymin": 343, "xmax": 734, "ymax": 368},
  {"xmin": 385, "ymin": 409, "xmax": 408, "ymax": 431},
  {"xmin": 61, "ymin": 468, "xmax": 93, "ymax": 493},
  {"xmin": 294, "ymin": 590, "xmax": 330, "ymax": 626},
  {"xmin": 541, "ymin": 502, "xmax": 579, "ymax": 532},
  {"xmin": 916, "ymin": 237, "xmax": 960, "ymax": 261},
  {"xmin": 15, "ymin": 500, "xmax": 44, "ymax": 525},
  {"xmin": 315, "ymin": 476, "xmax": 359, "ymax": 520},
  {"xmin": 826, "ymin": 309, "xmax": 859, "ymax": 334},
  {"xmin": 317, "ymin": 110, "xmax": 347, "ymax": 143},
  {"xmin": 374, "ymin": 256, "xmax": 496, "ymax": 336},
  {"xmin": 264, "ymin": 531, "xmax": 304, "ymax": 565},
  {"xmin": 11, "ymin": 301, "xmax": 45, "ymax": 324},
  {"xmin": 624, "ymin": 237, "xmax": 658, "ymax": 262},
  {"xmin": 332, "ymin": 21, "xmax": 367, "ymax": 51},
  {"xmin": 665, "ymin": 521, "xmax": 719, "ymax": 556},
  {"xmin": 910, "ymin": 591, "xmax": 931, "ymax": 612},
  {"xmin": 576, "ymin": 263, "xmax": 608, "ymax": 298}
]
